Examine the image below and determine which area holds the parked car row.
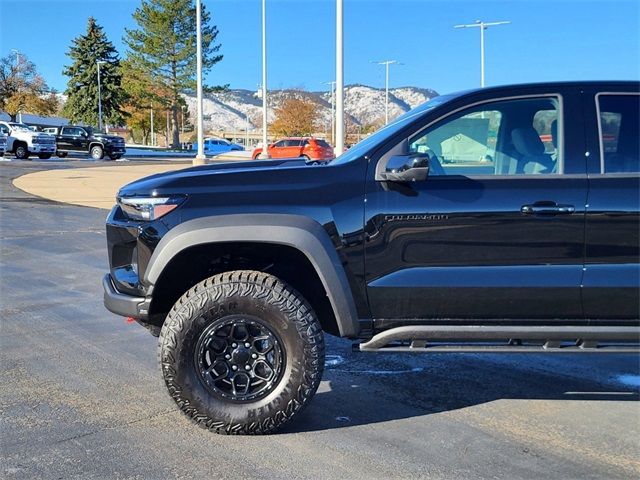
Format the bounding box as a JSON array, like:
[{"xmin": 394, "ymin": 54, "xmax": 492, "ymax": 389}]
[
  {"xmin": 198, "ymin": 137, "xmax": 244, "ymax": 154},
  {"xmin": 43, "ymin": 126, "xmax": 126, "ymax": 160},
  {"xmin": 0, "ymin": 121, "xmax": 126, "ymax": 160},
  {"xmin": 0, "ymin": 121, "xmax": 57, "ymax": 159},
  {"xmin": 252, "ymin": 137, "xmax": 335, "ymax": 161}
]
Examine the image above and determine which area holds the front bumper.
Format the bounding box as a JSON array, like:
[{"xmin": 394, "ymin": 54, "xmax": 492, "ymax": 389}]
[
  {"xmin": 103, "ymin": 274, "xmax": 150, "ymax": 319},
  {"xmin": 30, "ymin": 144, "xmax": 56, "ymax": 153},
  {"xmin": 106, "ymin": 145, "xmax": 126, "ymax": 155}
]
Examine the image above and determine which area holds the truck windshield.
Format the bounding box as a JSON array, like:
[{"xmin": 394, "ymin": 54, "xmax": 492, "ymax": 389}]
[{"xmin": 330, "ymin": 94, "xmax": 455, "ymax": 165}]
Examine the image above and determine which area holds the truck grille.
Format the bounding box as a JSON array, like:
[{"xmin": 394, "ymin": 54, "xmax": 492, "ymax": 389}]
[{"xmin": 35, "ymin": 136, "xmax": 56, "ymax": 145}]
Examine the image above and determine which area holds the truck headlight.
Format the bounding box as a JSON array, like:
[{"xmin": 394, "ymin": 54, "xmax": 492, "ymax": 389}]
[{"xmin": 118, "ymin": 195, "xmax": 185, "ymax": 221}]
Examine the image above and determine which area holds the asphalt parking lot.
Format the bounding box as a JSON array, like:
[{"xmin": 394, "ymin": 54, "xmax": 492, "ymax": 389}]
[{"xmin": 1, "ymin": 160, "xmax": 639, "ymax": 479}]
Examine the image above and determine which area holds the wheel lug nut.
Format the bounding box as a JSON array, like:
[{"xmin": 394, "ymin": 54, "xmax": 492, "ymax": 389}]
[
  {"xmin": 225, "ymin": 354, "xmax": 231, "ymax": 359},
  {"xmin": 232, "ymin": 343, "xmax": 237, "ymax": 348},
  {"xmin": 252, "ymin": 353, "xmax": 258, "ymax": 359},
  {"xmin": 245, "ymin": 365, "xmax": 251, "ymax": 371},
  {"xmin": 244, "ymin": 342, "xmax": 251, "ymax": 348},
  {"xmin": 232, "ymin": 365, "xmax": 238, "ymax": 371}
]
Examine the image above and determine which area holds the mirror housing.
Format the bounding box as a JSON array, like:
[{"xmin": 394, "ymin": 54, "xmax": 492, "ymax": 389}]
[{"xmin": 376, "ymin": 153, "xmax": 430, "ymax": 182}]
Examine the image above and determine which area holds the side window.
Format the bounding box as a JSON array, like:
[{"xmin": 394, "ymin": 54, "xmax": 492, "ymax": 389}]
[
  {"xmin": 273, "ymin": 140, "xmax": 285, "ymax": 148},
  {"xmin": 409, "ymin": 97, "xmax": 562, "ymax": 176},
  {"xmin": 61, "ymin": 127, "xmax": 71, "ymax": 135},
  {"xmin": 598, "ymin": 93, "xmax": 639, "ymax": 173}
]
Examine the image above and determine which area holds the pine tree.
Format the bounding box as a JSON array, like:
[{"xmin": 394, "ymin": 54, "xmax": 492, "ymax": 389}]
[
  {"xmin": 63, "ymin": 17, "xmax": 125, "ymax": 127},
  {"xmin": 124, "ymin": 0, "xmax": 222, "ymax": 148}
]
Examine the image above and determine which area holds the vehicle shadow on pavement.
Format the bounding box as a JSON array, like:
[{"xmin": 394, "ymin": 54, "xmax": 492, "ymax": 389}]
[{"xmin": 281, "ymin": 340, "xmax": 640, "ymax": 434}]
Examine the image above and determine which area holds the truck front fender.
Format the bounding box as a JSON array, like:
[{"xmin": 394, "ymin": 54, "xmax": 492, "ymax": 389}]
[{"xmin": 143, "ymin": 214, "xmax": 360, "ymax": 338}]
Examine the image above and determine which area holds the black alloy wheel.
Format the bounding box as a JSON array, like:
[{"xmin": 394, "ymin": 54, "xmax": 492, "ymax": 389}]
[{"xmin": 195, "ymin": 316, "xmax": 285, "ymax": 402}]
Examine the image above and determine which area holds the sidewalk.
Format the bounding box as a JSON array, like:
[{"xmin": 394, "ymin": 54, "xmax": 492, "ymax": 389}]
[{"xmin": 13, "ymin": 163, "xmax": 188, "ymax": 210}]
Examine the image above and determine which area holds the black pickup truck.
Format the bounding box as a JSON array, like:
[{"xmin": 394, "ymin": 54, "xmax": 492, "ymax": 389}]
[
  {"xmin": 103, "ymin": 81, "xmax": 640, "ymax": 434},
  {"xmin": 44, "ymin": 125, "xmax": 126, "ymax": 160}
]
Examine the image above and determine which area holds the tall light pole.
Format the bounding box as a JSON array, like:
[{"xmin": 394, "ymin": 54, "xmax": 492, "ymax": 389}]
[
  {"xmin": 12, "ymin": 50, "xmax": 21, "ymax": 120},
  {"xmin": 372, "ymin": 60, "xmax": 400, "ymax": 124},
  {"xmin": 335, "ymin": 0, "xmax": 344, "ymax": 154},
  {"xmin": 454, "ymin": 20, "xmax": 510, "ymax": 88},
  {"xmin": 96, "ymin": 60, "xmax": 106, "ymax": 131},
  {"xmin": 194, "ymin": 0, "xmax": 206, "ymax": 164},
  {"xmin": 245, "ymin": 113, "xmax": 250, "ymax": 148},
  {"xmin": 150, "ymin": 105, "xmax": 154, "ymax": 146},
  {"xmin": 259, "ymin": 0, "xmax": 269, "ymax": 159},
  {"xmin": 323, "ymin": 81, "xmax": 336, "ymax": 144}
]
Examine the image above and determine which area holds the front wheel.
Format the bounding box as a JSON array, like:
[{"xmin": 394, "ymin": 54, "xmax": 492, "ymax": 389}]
[
  {"xmin": 14, "ymin": 144, "xmax": 29, "ymax": 159},
  {"xmin": 57, "ymin": 151, "xmax": 68, "ymax": 158},
  {"xmin": 90, "ymin": 145, "xmax": 104, "ymax": 160},
  {"xmin": 108, "ymin": 154, "xmax": 121, "ymax": 160},
  {"xmin": 158, "ymin": 270, "xmax": 324, "ymax": 435}
]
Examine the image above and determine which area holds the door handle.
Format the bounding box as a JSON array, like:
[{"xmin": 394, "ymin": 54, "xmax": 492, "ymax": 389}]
[{"xmin": 521, "ymin": 202, "xmax": 575, "ymax": 215}]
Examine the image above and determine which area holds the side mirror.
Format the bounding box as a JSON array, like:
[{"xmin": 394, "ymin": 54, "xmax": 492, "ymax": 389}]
[{"xmin": 376, "ymin": 153, "xmax": 430, "ymax": 182}]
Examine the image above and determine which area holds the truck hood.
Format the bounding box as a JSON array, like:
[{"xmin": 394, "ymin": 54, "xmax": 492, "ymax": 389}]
[{"xmin": 118, "ymin": 157, "xmax": 318, "ymax": 197}]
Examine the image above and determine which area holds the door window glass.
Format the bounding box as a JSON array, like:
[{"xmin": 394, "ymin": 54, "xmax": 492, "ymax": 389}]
[
  {"xmin": 598, "ymin": 94, "xmax": 639, "ymax": 173},
  {"xmin": 409, "ymin": 97, "xmax": 561, "ymax": 176}
]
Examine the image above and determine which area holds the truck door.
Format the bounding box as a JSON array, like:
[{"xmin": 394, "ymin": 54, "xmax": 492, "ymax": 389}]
[
  {"xmin": 58, "ymin": 127, "xmax": 75, "ymax": 151},
  {"xmin": 364, "ymin": 88, "xmax": 588, "ymax": 322},
  {"xmin": 581, "ymin": 87, "xmax": 640, "ymax": 320}
]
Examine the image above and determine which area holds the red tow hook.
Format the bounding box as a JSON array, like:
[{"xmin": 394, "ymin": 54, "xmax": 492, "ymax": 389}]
[{"xmin": 125, "ymin": 317, "xmax": 136, "ymax": 324}]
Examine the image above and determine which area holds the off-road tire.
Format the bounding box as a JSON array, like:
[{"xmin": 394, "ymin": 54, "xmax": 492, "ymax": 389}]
[
  {"xmin": 38, "ymin": 154, "xmax": 52, "ymax": 159},
  {"xmin": 109, "ymin": 154, "xmax": 121, "ymax": 160},
  {"xmin": 57, "ymin": 151, "xmax": 68, "ymax": 158},
  {"xmin": 90, "ymin": 145, "xmax": 104, "ymax": 160},
  {"xmin": 158, "ymin": 270, "xmax": 325, "ymax": 435},
  {"xmin": 14, "ymin": 143, "xmax": 28, "ymax": 159}
]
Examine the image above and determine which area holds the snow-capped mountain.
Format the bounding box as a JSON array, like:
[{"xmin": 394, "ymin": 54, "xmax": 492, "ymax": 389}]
[{"xmin": 183, "ymin": 84, "xmax": 439, "ymax": 132}]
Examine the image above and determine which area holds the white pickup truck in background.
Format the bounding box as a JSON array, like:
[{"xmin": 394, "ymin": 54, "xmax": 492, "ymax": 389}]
[{"xmin": 0, "ymin": 121, "xmax": 57, "ymax": 159}]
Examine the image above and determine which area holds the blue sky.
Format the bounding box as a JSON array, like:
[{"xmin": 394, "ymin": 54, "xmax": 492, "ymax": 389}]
[{"xmin": 1, "ymin": 0, "xmax": 638, "ymax": 95}]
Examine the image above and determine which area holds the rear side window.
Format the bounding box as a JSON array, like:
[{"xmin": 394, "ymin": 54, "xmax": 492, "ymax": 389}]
[
  {"xmin": 597, "ymin": 93, "xmax": 640, "ymax": 173},
  {"xmin": 314, "ymin": 139, "xmax": 331, "ymax": 148}
]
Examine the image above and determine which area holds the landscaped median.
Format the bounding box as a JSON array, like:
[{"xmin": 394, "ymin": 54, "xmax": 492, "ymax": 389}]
[{"xmin": 13, "ymin": 163, "xmax": 187, "ymax": 210}]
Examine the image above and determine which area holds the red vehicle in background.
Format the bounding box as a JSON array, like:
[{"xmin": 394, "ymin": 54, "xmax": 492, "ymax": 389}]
[{"xmin": 252, "ymin": 137, "xmax": 335, "ymax": 161}]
